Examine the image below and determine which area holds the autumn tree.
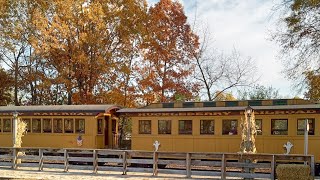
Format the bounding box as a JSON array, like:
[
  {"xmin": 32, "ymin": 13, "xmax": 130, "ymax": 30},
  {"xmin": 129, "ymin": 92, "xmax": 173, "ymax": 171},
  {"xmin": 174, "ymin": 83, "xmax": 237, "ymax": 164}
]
[
  {"xmin": 0, "ymin": 0, "xmax": 35, "ymax": 105},
  {"xmin": 273, "ymin": 0, "xmax": 320, "ymax": 90},
  {"xmin": 304, "ymin": 71, "xmax": 320, "ymax": 101},
  {"xmin": 213, "ymin": 91, "xmax": 236, "ymax": 101},
  {"xmin": 136, "ymin": 0, "xmax": 200, "ymax": 105},
  {"xmin": 30, "ymin": 0, "xmax": 147, "ymax": 105},
  {"xmin": 0, "ymin": 68, "xmax": 14, "ymax": 105}
]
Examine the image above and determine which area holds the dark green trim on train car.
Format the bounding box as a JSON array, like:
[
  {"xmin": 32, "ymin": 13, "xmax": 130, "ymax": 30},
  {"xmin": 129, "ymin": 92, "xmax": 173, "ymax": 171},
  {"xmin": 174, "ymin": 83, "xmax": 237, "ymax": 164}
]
[
  {"xmin": 203, "ymin": 101, "xmax": 216, "ymax": 107},
  {"xmin": 273, "ymin": 100, "xmax": 288, "ymax": 105},
  {"xmin": 183, "ymin": 102, "xmax": 195, "ymax": 108}
]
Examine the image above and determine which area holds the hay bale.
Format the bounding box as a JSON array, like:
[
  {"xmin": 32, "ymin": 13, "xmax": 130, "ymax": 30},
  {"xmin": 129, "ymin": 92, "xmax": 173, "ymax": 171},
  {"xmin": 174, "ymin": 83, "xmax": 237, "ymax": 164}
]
[{"xmin": 276, "ymin": 164, "xmax": 311, "ymax": 180}]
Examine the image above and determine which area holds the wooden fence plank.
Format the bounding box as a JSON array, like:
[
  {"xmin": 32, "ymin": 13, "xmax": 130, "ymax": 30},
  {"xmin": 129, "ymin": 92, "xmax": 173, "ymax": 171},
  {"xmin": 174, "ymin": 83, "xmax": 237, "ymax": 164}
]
[
  {"xmin": 271, "ymin": 155, "xmax": 275, "ymax": 180},
  {"xmin": 122, "ymin": 151, "xmax": 127, "ymax": 175},
  {"xmin": 221, "ymin": 154, "xmax": 226, "ymax": 180},
  {"xmin": 153, "ymin": 152, "xmax": 158, "ymax": 176},
  {"xmin": 64, "ymin": 149, "xmax": 69, "ymax": 172},
  {"xmin": 39, "ymin": 149, "xmax": 44, "ymax": 171},
  {"xmin": 226, "ymin": 172, "xmax": 271, "ymax": 179},
  {"xmin": 186, "ymin": 153, "xmax": 191, "ymax": 178},
  {"xmin": 93, "ymin": 150, "xmax": 97, "ymax": 173}
]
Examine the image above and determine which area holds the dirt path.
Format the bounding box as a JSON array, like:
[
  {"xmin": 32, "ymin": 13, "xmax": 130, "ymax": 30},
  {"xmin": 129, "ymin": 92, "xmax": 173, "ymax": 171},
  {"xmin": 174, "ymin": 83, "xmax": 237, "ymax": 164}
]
[{"xmin": 0, "ymin": 167, "xmax": 210, "ymax": 180}]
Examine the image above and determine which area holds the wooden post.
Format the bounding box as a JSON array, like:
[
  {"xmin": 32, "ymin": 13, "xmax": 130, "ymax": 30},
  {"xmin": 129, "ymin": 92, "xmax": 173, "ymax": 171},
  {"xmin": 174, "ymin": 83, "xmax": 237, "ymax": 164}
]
[
  {"xmin": 311, "ymin": 156, "xmax": 315, "ymax": 177},
  {"xmin": 186, "ymin": 153, "xmax": 191, "ymax": 178},
  {"xmin": 39, "ymin": 149, "xmax": 44, "ymax": 171},
  {"xmin": 122, "ymin": 151, "xmax": 127, "ymax": 175},
  {"xmin": 93, "ymin": 150, "xmax": 98, "ymax": 173},
  {"xmin": 64, "ymin": 149, "xmax": 69, "ymax": 172},
  {"xmin": 221, "ymin": 154, "xmax": 226, "ymax": 180},
  {"xmin": 12, "ymin": 148, "xmax": 17, "ymax": 169},
  {"xmin": 153, "ymin": 151, "xmax": 158, "ymax": 176},
  {"xmin": 271, "ymin": 155, "xmax": 275, "ymax": 180}
]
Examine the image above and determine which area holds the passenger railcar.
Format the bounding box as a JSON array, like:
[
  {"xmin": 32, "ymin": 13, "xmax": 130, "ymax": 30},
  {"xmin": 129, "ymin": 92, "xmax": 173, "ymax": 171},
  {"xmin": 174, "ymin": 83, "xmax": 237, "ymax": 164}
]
[
  {"xmin": 0, "ymin": 104, "xmax": 120, "ymax": 149},
  {"xmin": 118, "ymin": 99, "xmax": 320, "ymax": 163}
]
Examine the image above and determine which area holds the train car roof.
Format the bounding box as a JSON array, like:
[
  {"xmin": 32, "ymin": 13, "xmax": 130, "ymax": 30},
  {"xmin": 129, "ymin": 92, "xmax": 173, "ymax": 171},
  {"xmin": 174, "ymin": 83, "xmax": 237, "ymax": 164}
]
[
  {"xmin": 118, "ymin": 104, "xmax": 320, "ymax": 113},
  {"xmin": 0, "ymin": 104, "xmax": 120, "ymax": 114}
]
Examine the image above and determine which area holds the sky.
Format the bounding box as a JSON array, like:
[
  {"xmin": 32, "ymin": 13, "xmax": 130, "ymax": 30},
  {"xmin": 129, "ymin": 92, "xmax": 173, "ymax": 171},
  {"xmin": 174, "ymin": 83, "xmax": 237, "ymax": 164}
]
[{"xmin": 148, "ymin": 0, "xmax": 300, "ymax": 98}]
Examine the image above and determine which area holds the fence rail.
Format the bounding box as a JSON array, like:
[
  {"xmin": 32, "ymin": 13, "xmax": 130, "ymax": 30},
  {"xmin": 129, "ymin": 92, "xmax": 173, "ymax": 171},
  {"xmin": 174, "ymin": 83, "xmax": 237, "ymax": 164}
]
[{"xmin": 0, "ymin": 147, "xmax": 315, "ymax": 180}]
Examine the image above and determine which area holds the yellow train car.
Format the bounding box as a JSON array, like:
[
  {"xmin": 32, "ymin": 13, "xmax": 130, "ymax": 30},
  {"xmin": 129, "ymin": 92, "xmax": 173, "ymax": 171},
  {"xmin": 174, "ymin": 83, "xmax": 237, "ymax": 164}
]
[
  {"xmin": 118, "ymin": 99, "xmax": 320, "ymax": 163},
  {"xmin": 0, "ymin": 104, "xmax": 120, "ymax": 149}
]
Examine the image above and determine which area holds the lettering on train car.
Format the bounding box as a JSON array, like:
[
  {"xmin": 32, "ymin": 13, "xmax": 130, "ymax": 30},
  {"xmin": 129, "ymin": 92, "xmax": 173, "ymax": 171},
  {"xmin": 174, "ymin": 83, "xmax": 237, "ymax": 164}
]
[
  {"xmin": 136, "ymin": 110, "xmax": 319, "ymax": 117},
  {"xmin": 0, "ymin": 112, "xmax": 96, "ymax": 116},
  {"xmin": 33, "ymin": 112, "xmax": 95, "ymax": 116}
]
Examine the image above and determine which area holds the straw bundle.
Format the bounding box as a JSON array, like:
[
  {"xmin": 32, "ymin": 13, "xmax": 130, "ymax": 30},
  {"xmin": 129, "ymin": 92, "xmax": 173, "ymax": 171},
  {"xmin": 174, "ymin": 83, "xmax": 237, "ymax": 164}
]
[{"xmin": 276, "ymin": 164, "xmax": 312, "ymax": 180}]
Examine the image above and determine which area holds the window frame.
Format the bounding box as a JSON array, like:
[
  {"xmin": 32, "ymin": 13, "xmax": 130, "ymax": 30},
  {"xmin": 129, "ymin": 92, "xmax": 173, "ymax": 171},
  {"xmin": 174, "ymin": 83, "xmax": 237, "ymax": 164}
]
[
  {"xmin": 22, "ymin": 118, "xmax": 31, "ymax": 132},
  {"xmin": 139, "ymin": 120, "xmax": 151, "ymax": 134},
  {"xmin": 43, "ymin": 118, "xmax": 52, "ymax": 133},
  {"xmin": 64, "ymin": 118, "xmax": 74, "ymax": 133},
  {"xmin": 178, "ymin": 120, "xmax": 192, "ymax": 135},
  {"xmin": 3, "ymin": 119, "xmax": 11, "ymax": 132},
  {"xmin": 158, "ymin": 120, "xmax": 171, "ymax": 134},
  {"xmin": 200, "ymin": 120, "xmax": 215, "ymax": 135},
  {"xmin": 32, "ymin": 118, "xmax": 41, "ymax": 133},
  {"xmin": 97, "ymin": 119, "xmax": 103, "ymax": 134},
  {"xmin": 53, "ymin": 118, "xmax": 63, "ymax": 133},
  {"xmin": 222, "ymin": 119, "xmax": 238, "ymax": 135},
  {"xmin": 271, "ymin": 119, "xmax": 288, "ymax": 135},
  {"xmin": 255, "ymin": 119, "xmax": 262, "ymax": 135},
  {"xmin": 297, "ymin": 118, "xmax": 315, "ymax": 135},
  {"xmin": 75, "ymin": 118, "xmax": 85, "ymax": 134}
]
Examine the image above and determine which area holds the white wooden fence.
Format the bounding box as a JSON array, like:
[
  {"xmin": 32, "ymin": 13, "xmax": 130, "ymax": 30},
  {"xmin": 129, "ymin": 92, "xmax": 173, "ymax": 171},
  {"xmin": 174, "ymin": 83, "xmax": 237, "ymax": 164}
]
[{"xmin": 0, "ymin": 147, "xmax": 315, "ymax": 180}]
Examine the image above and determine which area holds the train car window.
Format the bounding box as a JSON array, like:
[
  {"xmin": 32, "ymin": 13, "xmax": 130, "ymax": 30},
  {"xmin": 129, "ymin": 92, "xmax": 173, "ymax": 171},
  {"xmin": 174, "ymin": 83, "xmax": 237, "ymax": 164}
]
[
  {"xmin": 179, "ymin": 120, "xmax": 192, "ymax": 134},
  {"xmin": 255, "ymin": 119, "xmax": 262, "ymax": 135},
  {"xmin": 53, "ymin": 118, "xmax": 63, "ymax": 133},
  {"xmin": 22, "ymin": 119, "xmax": 31, "ymax": 132},
  {"xmin": 97, "ymin": 119, "xmax": 103, "ymax": 134},
  {"xmin": 222, "ymin": 120, "xmax": 238, "ymax": 135},
  {"xmin": 158, "ymin": 120, "xmax": 171, "ymax": 134},
  {"xmin": 75, "ymin": 119, "xmax": 85, "ymax": 133},
  {"xmin": 64, "ymin": 118, "xmax": 74, "ymax": 133},
  {"xmin": 3, "ymin": 119, "xmax": 11, "ymax": 132},
  {"xmin": 297, "ymin": 119, "xmax": 315, "ymax": 135},
  {"xmin": 139, "ymin": 120, "xmax": 151, "ymax": 134},
  {"xmin": 43, "ymin": 118, "xmax": 52, "ymax": 133},
  {"xmin": 200, "ymin": 120, "xmax": 214, "ymax": 135},
  {"xmin": 271, "ymin": 119, "xmax": 288, "ymax": 135},
  {"xmin": 32, "ymin": 118, "xmax": 41, "ymax": 133}
]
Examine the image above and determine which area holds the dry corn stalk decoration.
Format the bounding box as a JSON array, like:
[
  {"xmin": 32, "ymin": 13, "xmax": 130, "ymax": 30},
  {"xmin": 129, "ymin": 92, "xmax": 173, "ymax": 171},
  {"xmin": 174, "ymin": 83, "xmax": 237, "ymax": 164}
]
[
  {"xmin": 240, "ymin": 110, "xmax": 257, "ymax": 154},
  {"xmin": 14, "ymin": 118, "xmax": 27, "ymax": 148}
]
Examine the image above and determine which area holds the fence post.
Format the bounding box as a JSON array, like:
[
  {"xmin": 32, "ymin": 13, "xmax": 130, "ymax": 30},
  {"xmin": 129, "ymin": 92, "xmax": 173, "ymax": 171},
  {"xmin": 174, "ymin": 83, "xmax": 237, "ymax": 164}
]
[
  {"xmin": 271, "ymin": 155, "xmax": 275, "ymax": 180},
  {"xmin": 12, "ymin": 148, "xmax": 17, "ymax": 169},
  {"xmin": 186, "ymin": 153, "xmax": 191, "ymax": 178},
  {"xmin": 122, "ymin": 151, "xmax": 127, "ymax": 175},
  {"xmin": 93, "ymin": 150, "xmax": 98, "ymax": 173},
  {"xmin": 310, "ymin": 155, "xmax": 315, "ymax": 177},
  {"xmin": 153, "ymin": 151, "xmax": 158, "ymax": 176},
  {"xmin": 221, "ymin": 154, "xmax": 226, "ymax": 180},
  {"xmin": 64, "ymin": 149, "xmax": 69, "ymax": 172},
  {"xmin": 39, "ymin": 149, "xmax": 44, "ymax": 171}
]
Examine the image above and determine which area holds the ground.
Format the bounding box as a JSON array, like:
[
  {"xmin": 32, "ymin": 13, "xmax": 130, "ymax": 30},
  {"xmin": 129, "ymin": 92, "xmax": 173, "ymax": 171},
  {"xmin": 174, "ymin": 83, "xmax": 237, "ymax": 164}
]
[
  {"xmin": 1, "ymin": 166, "xmax": 319, "ymax": 180},
  {"xmin": 0, "ymin": 166, "xmax": 211, "ymax": 180}
]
